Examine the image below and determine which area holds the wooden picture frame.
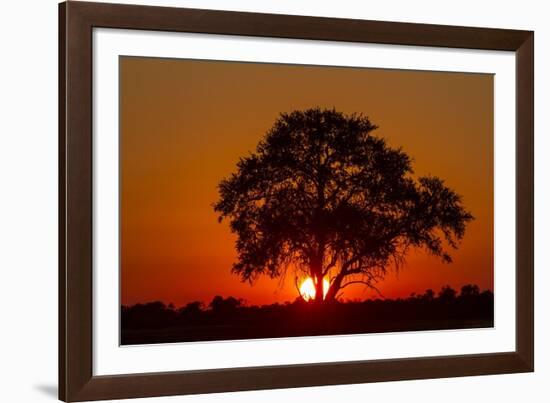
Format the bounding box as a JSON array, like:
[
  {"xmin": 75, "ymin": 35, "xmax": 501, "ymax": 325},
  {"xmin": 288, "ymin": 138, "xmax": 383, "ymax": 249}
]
[{"xmin": 59, "ymin": 1, "xmax": 534, "ymax": 401}]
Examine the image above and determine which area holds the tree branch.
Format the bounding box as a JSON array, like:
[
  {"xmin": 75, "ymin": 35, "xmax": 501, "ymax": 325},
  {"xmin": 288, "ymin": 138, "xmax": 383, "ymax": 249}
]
[
  {"xmin": 322, "ymin": 252, "xmax": 339, "ymax": 276},
  {"xmin": 340, "ymin": 280, "xmax": 384, "ymax": 297}
]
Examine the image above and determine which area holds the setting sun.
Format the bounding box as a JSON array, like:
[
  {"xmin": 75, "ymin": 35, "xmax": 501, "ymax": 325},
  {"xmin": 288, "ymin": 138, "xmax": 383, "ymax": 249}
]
[
  {"xmin": 299, "ymin": 278, "xmax": 330, "ymax": 301},
  {"xmin": 119, "ymin": 57, "xmax": 495, "ymax": 345}
]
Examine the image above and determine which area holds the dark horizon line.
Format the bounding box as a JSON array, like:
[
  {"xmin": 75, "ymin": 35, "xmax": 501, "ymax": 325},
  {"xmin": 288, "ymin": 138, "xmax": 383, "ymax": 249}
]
[{"xmin": 122, "ymin": 284, "xmax": 493, "ymax": 310}]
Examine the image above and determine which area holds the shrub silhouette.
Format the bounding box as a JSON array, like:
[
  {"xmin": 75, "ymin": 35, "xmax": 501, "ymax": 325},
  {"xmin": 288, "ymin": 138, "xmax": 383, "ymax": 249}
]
[
  {"xmin": 209, "ymin": 296, "xmax": 242, "ymax": 314},
  {"xmin": 121, "ymin": 285, "xmax": 494, "ymax": 344}
]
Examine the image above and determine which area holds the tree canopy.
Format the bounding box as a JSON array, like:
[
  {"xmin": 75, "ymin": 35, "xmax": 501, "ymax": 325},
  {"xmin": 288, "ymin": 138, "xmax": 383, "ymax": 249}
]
[{"xmin": 214, "ymin": 108, "xmax": 473, "ymax": 302}]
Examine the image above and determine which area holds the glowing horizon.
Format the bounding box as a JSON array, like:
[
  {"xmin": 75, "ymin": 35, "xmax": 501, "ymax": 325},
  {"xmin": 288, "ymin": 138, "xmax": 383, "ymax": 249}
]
[{"xmin": 120, "ymin": 57, "xmax": 494, "ymax": 307}]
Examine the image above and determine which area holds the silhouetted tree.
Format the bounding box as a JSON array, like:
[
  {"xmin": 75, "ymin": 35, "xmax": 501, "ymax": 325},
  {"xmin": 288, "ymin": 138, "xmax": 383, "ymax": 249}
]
[
  {"xmin": 421, "ymin": 289, "xmax": 435, "ymax": 302},
  {"xmin": 438, "ymin": 285, "xmax": 458, "ymax": 302},
  {"xmin": 179, "ymin": 301, "xmax": 204, "ymax": 316},
  {"xmin": 121, "ymin": 301, "xmax": 177, "ymax": 328},
  {"xmin": 214, "ymin": 108, "xmax": 473, "ymax": 303},
  {"xmin": 209, "ymin": 296, "xmax": 242, "ymax": 314},
  {"xmin": 460, "ymin": 284, "xmax": 480, "ymax": 297}
]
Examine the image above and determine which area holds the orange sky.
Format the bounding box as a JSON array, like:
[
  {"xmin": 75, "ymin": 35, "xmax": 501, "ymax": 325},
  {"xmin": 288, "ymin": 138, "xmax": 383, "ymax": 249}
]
[{"xmin": 120, "ymin": 57, "xmax": 493, "ymax": 307}]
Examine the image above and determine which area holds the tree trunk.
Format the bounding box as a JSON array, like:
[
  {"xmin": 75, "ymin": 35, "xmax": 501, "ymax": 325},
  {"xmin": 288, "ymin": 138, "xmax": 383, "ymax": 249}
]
[
  {"xmin": 324, "ymin": 270, "xmax": 346, "ymax": 301},
  {"xmin": 314, "ymin": 273, "xmax": 324, "ymax": 303},
  {"xmin": 311, "ymin": 237, "xmax": 325, "ymax": 303}
]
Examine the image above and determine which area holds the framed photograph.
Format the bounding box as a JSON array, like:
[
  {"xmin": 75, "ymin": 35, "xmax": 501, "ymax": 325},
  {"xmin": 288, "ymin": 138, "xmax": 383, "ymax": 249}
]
[{"xmin": 59, "ymin": 1, "xmax": 534, "ymax": 401}]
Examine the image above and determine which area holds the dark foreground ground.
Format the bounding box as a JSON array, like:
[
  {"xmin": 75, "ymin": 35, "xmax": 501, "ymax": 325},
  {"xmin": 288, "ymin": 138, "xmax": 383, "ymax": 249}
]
[{"xmin": 121, "ymin": 286, "xmax": 493, "ymax": 345}]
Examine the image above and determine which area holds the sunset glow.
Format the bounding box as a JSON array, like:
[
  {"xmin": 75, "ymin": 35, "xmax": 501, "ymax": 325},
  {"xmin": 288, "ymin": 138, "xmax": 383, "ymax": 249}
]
[
  {"xmin": 120, "ymin": 57, "xmax": 494, "ymax": 307},
  {"xmin": 300, "ymin": 278, "xmax": 330, "ymax": 301}
]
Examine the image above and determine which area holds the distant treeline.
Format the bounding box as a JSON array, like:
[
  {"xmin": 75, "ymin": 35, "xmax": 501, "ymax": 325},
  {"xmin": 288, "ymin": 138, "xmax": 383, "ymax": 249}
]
[{"xmin": 121, "ymin": 285, "xmax": 493, "ymax": 344}]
